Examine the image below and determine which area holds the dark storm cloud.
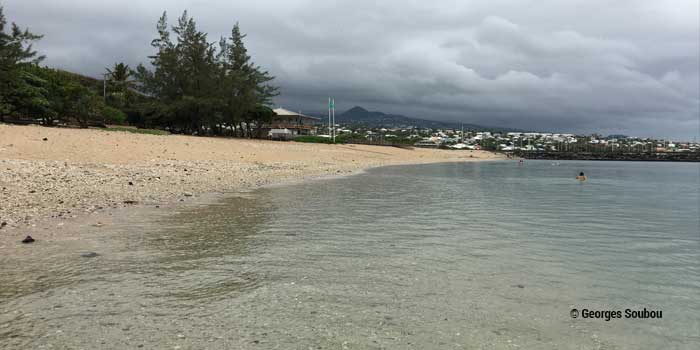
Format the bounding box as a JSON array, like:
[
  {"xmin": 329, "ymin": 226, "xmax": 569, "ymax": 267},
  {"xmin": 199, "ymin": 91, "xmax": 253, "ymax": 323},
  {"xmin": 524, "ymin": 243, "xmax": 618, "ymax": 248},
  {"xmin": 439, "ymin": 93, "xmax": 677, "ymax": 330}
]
[{"xmin": 4, "ymin": 0, "xmax": 698, "ymax": 138}]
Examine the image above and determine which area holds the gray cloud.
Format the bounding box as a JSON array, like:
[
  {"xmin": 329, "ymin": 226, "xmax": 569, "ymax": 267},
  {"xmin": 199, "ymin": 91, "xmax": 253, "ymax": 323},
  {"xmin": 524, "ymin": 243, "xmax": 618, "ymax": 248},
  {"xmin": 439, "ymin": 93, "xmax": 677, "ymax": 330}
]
[{"xmin": 4, "ymin": 0, "xmax": 699, "ymax": 138}]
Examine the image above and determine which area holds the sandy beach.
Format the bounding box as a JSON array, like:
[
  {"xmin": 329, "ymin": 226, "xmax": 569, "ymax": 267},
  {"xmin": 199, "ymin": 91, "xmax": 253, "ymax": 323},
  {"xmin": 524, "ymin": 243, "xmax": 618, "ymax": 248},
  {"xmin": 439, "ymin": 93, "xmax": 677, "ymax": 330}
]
[{"xmin": 0, "ymin": 124, "xmax": 503, "ymax": 240}]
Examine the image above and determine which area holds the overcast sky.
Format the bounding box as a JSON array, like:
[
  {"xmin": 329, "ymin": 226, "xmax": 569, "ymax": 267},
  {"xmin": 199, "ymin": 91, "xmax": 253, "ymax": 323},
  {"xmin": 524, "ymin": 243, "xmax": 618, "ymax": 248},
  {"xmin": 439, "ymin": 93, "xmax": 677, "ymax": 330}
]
[{"xmin": 4, "ymin": 0, "xmax": 699, "ymax": 139}]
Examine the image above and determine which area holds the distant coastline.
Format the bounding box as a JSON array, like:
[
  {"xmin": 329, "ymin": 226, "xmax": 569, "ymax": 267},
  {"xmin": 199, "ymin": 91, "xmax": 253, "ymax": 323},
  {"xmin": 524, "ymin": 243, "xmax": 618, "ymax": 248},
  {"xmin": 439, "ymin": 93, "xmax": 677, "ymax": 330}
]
[{"xmin": 516, "ymin": 151, "xmax": 700, "ymax": 162}]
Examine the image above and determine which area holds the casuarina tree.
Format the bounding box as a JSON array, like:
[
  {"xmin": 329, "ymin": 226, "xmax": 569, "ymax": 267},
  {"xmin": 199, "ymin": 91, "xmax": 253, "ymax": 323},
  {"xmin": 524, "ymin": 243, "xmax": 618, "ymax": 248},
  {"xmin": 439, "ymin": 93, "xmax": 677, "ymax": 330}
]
[{"xmin": 0, "ymin": 6, "xmax": 44, "ymax": 119}]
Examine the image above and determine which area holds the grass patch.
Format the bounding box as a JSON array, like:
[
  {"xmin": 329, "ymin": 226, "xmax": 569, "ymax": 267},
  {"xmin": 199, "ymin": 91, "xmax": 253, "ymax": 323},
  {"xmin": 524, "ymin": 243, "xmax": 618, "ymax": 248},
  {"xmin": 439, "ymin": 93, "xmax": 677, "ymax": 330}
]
[
  {"xmin": 293, "ymin": 135, "xmax": 335, "ymax": 144},
  {"xmin": 103, "ymin": 127, "xmax": 170, "ymax": 135}
]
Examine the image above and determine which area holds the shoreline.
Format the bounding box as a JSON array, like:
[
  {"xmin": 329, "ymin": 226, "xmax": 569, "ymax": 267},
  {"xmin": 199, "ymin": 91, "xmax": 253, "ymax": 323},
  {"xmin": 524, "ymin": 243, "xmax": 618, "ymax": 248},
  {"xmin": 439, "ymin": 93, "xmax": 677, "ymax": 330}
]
[{"xmin": 0, "ymin": 124, "xmax": 504, "ymax": 244}]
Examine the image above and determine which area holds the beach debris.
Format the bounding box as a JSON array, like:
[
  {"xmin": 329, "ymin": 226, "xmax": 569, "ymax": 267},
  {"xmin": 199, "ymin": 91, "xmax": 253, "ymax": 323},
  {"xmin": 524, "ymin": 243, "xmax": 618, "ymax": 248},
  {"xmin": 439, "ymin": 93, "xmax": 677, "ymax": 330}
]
[
  {"xmin": 42, "ymin": 138, "xmax": 48, "ymax": 141},
  {"xmin": 514, "ymin": 284, "xmax": 525, "ymax": 289},
  {"xmin": 80, "ymin": 252, "xmax": 99, "ymax": 258},
  {"xmin": 0, "ymin": 221, "xmax": 7, "ymax": 229},
  {"xmin": 123, "ymin": 200, "xmax": 138, "ymax": 205},
  {"xmin": 21, "ymin": 235, "xmax": 35, "ymax": 244},
  {"xmin": 128, "ymin": 181, "xmax": 134, "ymax": 186},
  {"xmin": 183, "ymin": 192, "xmax": 193, "ymax": 197},
  {"xmin": 92, "ymin": 222, "xmax": 104, "ymax": 227}
]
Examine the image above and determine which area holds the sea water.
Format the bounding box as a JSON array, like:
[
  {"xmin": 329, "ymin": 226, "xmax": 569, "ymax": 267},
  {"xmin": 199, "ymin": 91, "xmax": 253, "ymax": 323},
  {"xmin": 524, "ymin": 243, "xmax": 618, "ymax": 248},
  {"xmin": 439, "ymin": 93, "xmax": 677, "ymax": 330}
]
[{"xmin": 1, "ymin": 160, "xmax": 698, "ymax": 349}]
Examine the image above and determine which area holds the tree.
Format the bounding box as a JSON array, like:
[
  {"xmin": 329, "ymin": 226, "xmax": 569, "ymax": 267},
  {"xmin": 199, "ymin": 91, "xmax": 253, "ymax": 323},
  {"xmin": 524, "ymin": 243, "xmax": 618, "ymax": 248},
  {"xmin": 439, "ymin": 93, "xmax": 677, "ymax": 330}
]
[
  {"xmin": 134, "ymin": 11, "xmax": 223, "ymax": 134},
  {"xmin": 106, "ymin": 62, "xmax": 133, "ymax": 88},
  {"xmin": 0, "ymin": 6, "xmax": 44, "ymax": 119},
  {"xmin": 10, "ymin": 69, "xmax": 52, "ymax": 122},
  {"xmin": 105, "ymin": 62, "xmax": 136, "ymax": 108},
  {"xmin": 251, "ymin": 105, "xmax": 275, "ymax": 138},
  {"xmin": 218, "ymin": 23, "xmax": 278, "ymax": 137},
  {"xmin": 131, "ymin": 11, "xmax": 278, "ymax": 137},
  {"xmin": 66, "ymin": 85, "xmax": 105, "ymax": 128}
]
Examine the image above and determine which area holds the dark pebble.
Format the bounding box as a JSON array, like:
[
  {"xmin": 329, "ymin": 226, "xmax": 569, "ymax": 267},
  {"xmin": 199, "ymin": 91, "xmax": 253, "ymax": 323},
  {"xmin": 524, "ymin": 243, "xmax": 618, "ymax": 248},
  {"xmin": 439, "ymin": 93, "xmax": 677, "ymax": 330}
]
[
  {"xmin": 516, "ymin": 284, "xmax": 525, "ymax": 289},
  {"xmin": 21, "ymin": 235, "xmax": 35, "ymax": 244},
  {"xmin": 128, "ymin": 181, "xmax": 134, "ymax": 186},
  {"xmin": 0, "ymin": 222, "xmax": 7, "ymax": 229},
  {"xmin": 123, "ymin": 200, "xmax": 138, "ymax": 205},
  {"xmin": 42, "ymin": 138, "xmax": 48, "ymax": 141},
  {"xmin": 81, "ymin": 252, "xmax": 99, "ymax": 258}
]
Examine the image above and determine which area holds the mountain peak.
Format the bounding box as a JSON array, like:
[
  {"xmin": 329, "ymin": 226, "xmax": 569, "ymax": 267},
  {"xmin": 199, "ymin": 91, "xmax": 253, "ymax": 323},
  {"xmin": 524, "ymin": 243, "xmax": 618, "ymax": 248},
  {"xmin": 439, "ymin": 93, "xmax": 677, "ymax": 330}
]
[
  {"xmin": 340, "ymin": 106, "xmax": 373, "ymax": 119},
  {"xmin": 345, "ymin": 106, "xmax": 368, "ymax": 113}
]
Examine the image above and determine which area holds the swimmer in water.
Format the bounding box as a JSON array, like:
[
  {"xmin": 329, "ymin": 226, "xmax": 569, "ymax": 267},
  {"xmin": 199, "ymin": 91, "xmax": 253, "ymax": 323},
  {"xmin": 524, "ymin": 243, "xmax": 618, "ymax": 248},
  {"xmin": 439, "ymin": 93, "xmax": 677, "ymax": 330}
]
[{"xmin": 576, "ymin": 172, "xmax": 587, "ymax": 181}]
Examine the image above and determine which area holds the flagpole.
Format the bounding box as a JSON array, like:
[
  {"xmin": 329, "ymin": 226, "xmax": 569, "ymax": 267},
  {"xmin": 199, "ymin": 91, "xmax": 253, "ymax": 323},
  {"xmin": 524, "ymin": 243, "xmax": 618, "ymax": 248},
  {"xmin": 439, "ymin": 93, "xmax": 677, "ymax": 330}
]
[
  {"xmin": 328, "ymin": 97, "xmax": 331, "ymax": 137},
  {"xmin": 332, "ymin": 98, "xmax": 336, "ymax": 143}
]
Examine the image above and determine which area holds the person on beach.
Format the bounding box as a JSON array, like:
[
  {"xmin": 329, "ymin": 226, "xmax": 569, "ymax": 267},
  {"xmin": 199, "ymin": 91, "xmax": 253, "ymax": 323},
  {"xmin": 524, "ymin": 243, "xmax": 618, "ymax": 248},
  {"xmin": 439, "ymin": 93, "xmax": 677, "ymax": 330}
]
[{"xmin": 576, "ymin": 172, "xmax": 587, "ymax": 181}]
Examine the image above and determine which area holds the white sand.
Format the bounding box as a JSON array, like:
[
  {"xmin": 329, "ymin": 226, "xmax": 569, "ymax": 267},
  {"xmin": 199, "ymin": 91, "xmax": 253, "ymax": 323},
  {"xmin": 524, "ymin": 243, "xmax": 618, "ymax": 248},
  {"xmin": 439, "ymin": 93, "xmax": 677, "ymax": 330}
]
[{"xmin": 0, "ymin": 124, "xmax": 503, "ymax": 237}]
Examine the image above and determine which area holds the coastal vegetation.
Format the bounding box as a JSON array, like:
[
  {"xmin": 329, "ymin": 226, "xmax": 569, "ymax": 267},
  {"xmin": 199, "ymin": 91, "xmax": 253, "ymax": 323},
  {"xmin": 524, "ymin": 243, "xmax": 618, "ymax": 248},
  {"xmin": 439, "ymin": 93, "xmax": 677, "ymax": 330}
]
[
  {"xmin": 102, "ymin": 126, "xmax": 170, "ymax": 136},
  {"xmin": 0, "ymin": 7, "xmax": 277, "ymax": 137},
  {"xmin": 292, "ymin": 135, "xmax": 336, "ymax": 144},
  {"xmin": 0, "ymin": 8, "xmax": 124, "ymax": 127}
]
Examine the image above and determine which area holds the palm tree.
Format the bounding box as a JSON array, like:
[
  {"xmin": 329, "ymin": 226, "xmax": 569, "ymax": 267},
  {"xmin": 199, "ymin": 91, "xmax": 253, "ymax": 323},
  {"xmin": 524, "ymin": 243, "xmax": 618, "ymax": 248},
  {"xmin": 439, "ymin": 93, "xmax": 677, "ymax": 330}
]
[
  {"xmin": 105, "ymin": 62, "xmax": 135, "ymax": 107},
  {"xmin": 106, "ymin": 62, "xmax": 135, "ymax": 92}
]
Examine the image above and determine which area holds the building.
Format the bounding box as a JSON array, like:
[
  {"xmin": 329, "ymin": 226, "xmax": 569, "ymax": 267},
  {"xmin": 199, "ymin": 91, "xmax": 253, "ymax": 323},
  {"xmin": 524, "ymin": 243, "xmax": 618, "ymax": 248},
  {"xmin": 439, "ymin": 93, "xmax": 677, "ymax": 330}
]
[
  {"xmin": 268, "ymin": 128, "xmax": 296, "ymax": 141},
  {"xmin": 265, "ymin": 108, "xmax": 320, "ymax": 139}
]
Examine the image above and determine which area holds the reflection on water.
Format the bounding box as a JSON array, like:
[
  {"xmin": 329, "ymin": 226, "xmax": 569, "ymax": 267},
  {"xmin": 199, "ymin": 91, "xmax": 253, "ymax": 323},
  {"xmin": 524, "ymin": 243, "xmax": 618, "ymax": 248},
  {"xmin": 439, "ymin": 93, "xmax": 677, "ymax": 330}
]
[{"xmin": 1, "ymin": 161, "xmax": 699, "ymax": 349}]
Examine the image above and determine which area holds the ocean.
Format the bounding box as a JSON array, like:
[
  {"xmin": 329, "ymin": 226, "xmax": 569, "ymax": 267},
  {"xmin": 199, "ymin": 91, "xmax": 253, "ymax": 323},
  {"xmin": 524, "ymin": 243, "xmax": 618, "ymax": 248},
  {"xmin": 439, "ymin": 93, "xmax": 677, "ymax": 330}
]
[{"xmin": 1, "ymin": 160, "xmax": 698, "ymax": 349}]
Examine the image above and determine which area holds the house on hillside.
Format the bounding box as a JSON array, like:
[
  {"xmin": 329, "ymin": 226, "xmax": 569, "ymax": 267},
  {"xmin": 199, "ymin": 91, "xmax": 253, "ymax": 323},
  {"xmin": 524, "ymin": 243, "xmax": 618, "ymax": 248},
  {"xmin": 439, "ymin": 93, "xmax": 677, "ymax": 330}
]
[{"xmin": 264, "ymin": 108, "xmax": 320, "ymax": 140}]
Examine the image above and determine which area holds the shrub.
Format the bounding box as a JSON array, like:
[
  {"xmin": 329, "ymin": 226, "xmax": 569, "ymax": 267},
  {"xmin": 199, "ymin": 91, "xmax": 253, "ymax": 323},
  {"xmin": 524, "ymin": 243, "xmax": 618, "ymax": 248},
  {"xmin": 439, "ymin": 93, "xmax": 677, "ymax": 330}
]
[{"xmin": 102, "ymin": 106, "xmax": 127, "ymax": 125}]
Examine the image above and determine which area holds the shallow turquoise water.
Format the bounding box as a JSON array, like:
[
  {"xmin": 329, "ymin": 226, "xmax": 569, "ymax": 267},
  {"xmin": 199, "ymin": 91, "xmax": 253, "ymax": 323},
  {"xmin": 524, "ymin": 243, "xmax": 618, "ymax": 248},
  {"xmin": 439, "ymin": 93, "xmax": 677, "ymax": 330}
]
[{"xmin": 1, "ymin": 160, "xmax": 698, "ymax": 349}]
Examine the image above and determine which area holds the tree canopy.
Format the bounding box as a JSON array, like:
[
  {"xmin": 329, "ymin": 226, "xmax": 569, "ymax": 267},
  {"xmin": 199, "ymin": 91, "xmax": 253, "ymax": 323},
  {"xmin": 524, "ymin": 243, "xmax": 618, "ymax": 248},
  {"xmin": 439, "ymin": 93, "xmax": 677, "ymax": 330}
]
[
  {"xmin": 0, "ymin": 5, "xmax": 44, "ymax": 118},
  {"xmin": 133, "ymin": 11, "xmax": 278, "ymax": 136},
  {"xmin": 1, "ymin": 7, "xmax": 278, "ymax": 137}
]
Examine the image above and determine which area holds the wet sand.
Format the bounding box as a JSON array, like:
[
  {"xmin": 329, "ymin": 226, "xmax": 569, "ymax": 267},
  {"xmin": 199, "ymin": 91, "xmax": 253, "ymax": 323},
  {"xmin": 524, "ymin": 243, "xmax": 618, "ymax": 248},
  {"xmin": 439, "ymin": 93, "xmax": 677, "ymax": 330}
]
[{"xmin": 0, "ymin": 124, "xmax": 503, "ymax": 243}]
